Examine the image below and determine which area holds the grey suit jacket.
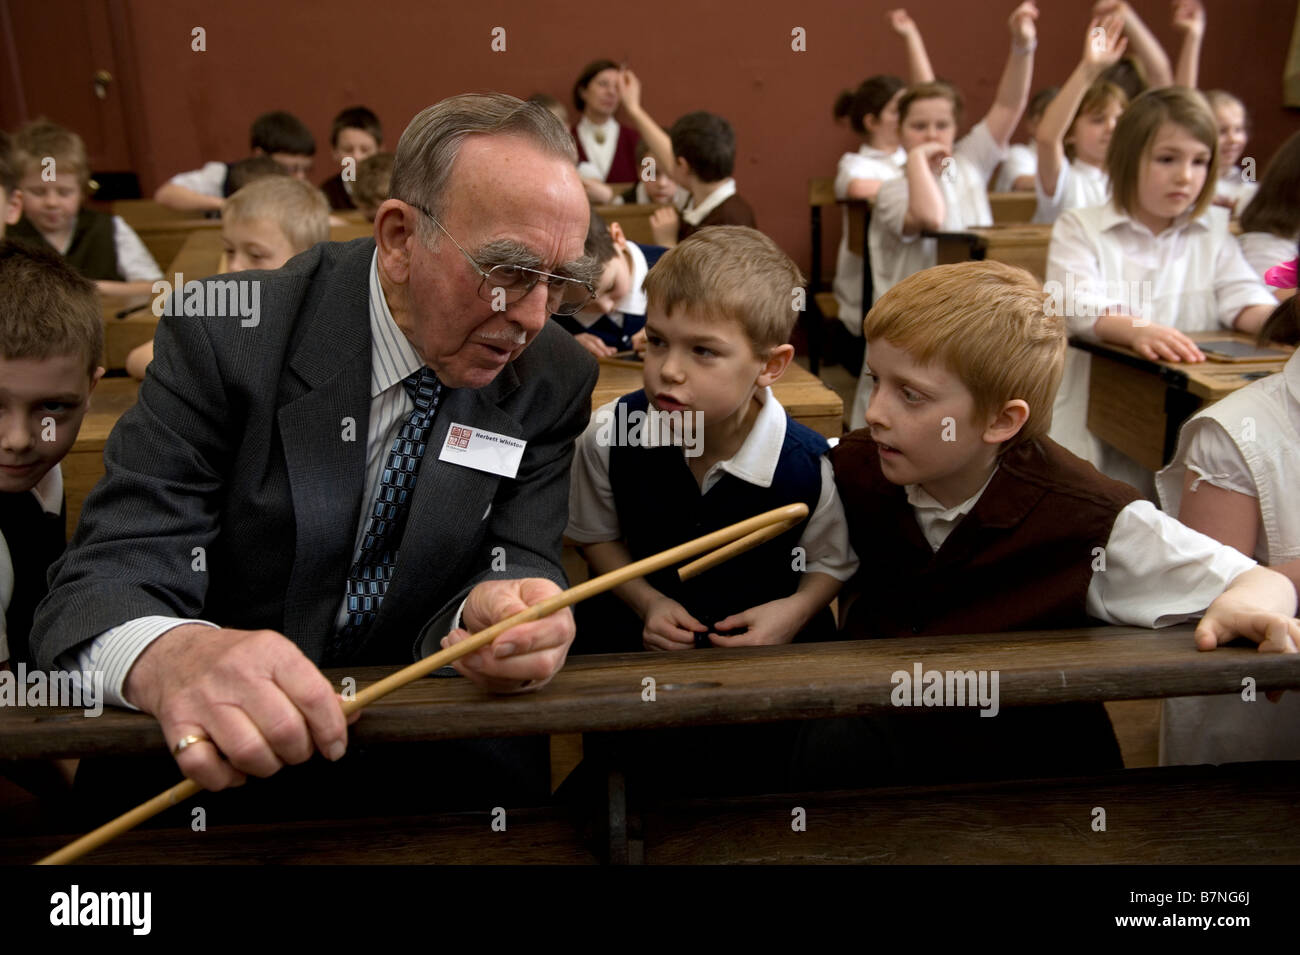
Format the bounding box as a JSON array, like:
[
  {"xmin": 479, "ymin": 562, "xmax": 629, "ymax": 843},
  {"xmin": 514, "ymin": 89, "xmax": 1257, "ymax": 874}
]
[{"xmin": 31, "ymin": 238, "xmax": 599, "ymax": 669}]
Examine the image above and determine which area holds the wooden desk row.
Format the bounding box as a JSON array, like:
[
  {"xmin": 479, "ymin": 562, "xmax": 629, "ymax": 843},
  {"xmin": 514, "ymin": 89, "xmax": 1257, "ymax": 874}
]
[
  {"xmin": 3, "ymin": 628, "xmax": 1298, "ymax": 863},
  {"xmin": 1078, "ymin": 331, "xmax": 1292, "ymax": 471}
]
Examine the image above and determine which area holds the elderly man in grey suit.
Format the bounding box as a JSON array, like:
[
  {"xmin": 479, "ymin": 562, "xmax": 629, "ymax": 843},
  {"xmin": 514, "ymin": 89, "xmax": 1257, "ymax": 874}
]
[{"xmin": 31, "ymin": 94, "xmax": 599, "ymax": 795}]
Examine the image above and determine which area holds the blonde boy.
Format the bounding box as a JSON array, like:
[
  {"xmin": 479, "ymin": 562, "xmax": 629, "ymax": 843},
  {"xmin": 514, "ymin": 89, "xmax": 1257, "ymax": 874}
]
[
  {"xmin": 819, "ymin": 261, "xmax": 1299, "ymax": 783},
  {"xmin": 126, "ymin": 177, "xmax": 329, "ymax": 378},
  {"xmin": 0, "ymin": 242, "xmax": 105, "ymax": 667},
  {"xmin": 567, "ymin": 226, "xmax": 857, "ymax": 651},
  {"xmin": 9, "ymin": 121, "xmax": 161, "ymax": 297}
]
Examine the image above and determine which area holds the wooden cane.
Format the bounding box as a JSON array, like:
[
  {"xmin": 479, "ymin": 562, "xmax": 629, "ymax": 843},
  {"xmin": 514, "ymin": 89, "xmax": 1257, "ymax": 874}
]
[{"xmin": 36, "ymin": 502, "xmax": 809, "ymax": 865}]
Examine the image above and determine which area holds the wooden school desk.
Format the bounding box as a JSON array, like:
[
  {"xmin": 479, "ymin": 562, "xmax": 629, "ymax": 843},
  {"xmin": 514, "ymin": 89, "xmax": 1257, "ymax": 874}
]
[
  {"xmin": 1074, "ymin": 331, "xmax": 1292, "ymax": 471},
  {"xmin": 112, "ymin": 199, "xmax": 221, "ymax": 273},
  {"xmin": 988, "ymin": 191, "xmax": 1036, "ymax": 224},
  {"xmin": 593, "ymin": 202, "xmax": 658, "ymax": 246},
  {"xmin": 592, "ymin": 359, "xmax": 843, "ymax": 439},
  {"xmin": 64, "ymin": 376, "xmax": 139, "ymax": 535},
  {"xmin": 3, "ymin": 627, "xmax": 1299, "ymax": 864},
  {"xmin": 928, "ymin": 223, "xmax": 1053, "ymax": 281}
]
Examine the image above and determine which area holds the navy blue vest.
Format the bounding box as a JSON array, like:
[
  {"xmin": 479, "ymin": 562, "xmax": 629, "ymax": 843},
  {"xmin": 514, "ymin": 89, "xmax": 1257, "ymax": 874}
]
[
  {"xmin": 608, "ymin": 390, "xmax": 835, "ymax": 642},
  {"xmin": 0, "ymin": 490, "xmax": 66, "ymax": 667},
  {"xmin": 552, "ymin": 243, "xmax": 666, "ymax": 351}
]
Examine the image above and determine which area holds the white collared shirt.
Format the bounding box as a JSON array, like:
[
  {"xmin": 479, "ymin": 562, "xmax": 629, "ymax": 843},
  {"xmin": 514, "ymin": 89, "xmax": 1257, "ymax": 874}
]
[
  {"xmin": 64, "ymin": 252, "xmax": 432, "ymax": 707},
  {"xmin": 681, "ymin": 178, "xmax": 738, "ymax": 227},
  {"xmin": 1032, "ymin": 158, "xmax": 1109, "ymax": 225},
  {"xmin": 1237, "ymin": 231, "xmax": 1297, "ymax": 282},
  {"xmin": 907, "ymin": 469, "xmax": 1256, "ymax": 628},
  {"xmin": 0, "ymin": 465, "xmax": 63, "ymax": 663},
  {"xmin": 567, "ymin": 387, "xmax": 858, "ymax": 581},
  {"xmin": 166, "ymin": 161, "xmax": 229, "ymax": 198},
  {"xmin": 832, "ymin": 144, "xmax": 905, "ymax": 332},
  {"xmin": 576, "ymin": 117, "xmax": 619, "ymax": 182},
  {"xmin": 993, "ymin": 142, "xmax": 1036, "ymax": 193},
  {"xmin": 1047, "ymin": 200, "xmax": 1276, "ymax": 339}
]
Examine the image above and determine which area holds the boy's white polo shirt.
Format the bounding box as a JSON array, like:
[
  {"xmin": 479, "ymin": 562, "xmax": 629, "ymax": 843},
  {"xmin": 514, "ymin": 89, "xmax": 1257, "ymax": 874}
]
[{"xmin": 567, "ymin": 386, "xmax": 857, "ymax": 580}]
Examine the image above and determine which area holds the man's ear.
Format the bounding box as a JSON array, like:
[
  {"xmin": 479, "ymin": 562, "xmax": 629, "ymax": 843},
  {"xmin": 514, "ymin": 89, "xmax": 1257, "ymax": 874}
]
[
  {"xmin": 374, "ymin": 198, "xmax": 417, "ymax": 284},
  {"xmin": 756, "ymin": 343, "xmax": 795, "ymax": 388},
  {"xmin": 983, "ymin": 398, "xmax": 1029, "ymax": 446}
]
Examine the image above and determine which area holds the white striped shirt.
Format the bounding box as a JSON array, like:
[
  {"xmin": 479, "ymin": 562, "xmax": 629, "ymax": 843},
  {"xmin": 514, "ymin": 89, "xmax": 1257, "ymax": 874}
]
[{"xmin": 63, "ymin": 251, "xmax": 429, "ymax": 707}]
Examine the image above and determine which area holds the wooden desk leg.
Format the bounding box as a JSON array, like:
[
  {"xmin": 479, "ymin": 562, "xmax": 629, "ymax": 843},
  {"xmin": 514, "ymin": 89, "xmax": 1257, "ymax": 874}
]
[{"xmin": 585, "ymin": 733, "xmax": 644, "ymax": 865}]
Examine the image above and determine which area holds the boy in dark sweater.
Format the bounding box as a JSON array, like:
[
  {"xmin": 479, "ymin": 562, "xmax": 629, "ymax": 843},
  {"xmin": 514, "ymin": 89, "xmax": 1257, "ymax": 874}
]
[
  {"xmin": 0, "ymin": 241, "xmax": 104, "ymax": 668},
  {"xmin": 805, "ymin": 261, "xmax": 1299, "ymax": 786},
  {"xmin": 567, "ymin": 226, "xmax": 856, "ymax": 653}
]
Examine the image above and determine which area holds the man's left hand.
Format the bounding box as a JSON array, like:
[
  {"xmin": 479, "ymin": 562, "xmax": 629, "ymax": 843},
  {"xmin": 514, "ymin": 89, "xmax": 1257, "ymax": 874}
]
[{"xmin": 441, "ymin": 578, "xmax": 575, "ymax": 693}]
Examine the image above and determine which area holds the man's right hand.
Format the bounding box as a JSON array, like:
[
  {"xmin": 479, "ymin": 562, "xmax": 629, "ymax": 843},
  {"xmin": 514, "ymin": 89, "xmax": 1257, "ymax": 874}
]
[{"xmin": 123, "ymin": 624, "xmax": 351, "ymax": 791}]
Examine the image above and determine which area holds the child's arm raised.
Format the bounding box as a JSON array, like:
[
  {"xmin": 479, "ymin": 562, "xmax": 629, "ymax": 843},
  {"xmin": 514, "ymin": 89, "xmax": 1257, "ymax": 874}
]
[
  {"xmin": 982, "ymin": 2, "xmax": 1039, "ymax": 150},
  {"xmin": 581, "ymin": 540, "xmax": 706, "ymax": 650},
  {"xmin": 1094, "ymin": 0, "xmax": 1173, "ymax": 87},
  {"xmin": 617, "ymin": 70, "xmax": 676, "ymax": 191},
  {"xmin": 888, "ymin": 8, "xmax": 935, "ymax": 83},
  {"xmin": 901, "ymin": 142, "xmax": 949, "ymax": 234},
  {"xmin": 1172, "ymin": 0, "xmax": 1205, "ymax": 88},
  {"xmin": 1035, "ymin": 15, "xmax": 1126, "ymax": 198}
]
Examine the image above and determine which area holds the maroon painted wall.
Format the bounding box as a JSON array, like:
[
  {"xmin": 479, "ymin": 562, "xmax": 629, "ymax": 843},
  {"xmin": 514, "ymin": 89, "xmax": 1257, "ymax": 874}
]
[{"xmin": 7, "ymin": 0, "xmax": 1300, "ymax": 271}]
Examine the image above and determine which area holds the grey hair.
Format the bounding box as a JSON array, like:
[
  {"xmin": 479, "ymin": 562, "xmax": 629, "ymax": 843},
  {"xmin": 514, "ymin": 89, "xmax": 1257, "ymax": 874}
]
[{"xmin": 390, "ymin": 92, "xmax": 579, "ymax": 245}]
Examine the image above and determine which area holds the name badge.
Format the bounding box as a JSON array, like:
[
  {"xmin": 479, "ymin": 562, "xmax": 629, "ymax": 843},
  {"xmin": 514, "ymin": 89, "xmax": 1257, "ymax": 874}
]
[{"xmin": 437, "ymin": 422, "xmax": 526, "ymax": 479}]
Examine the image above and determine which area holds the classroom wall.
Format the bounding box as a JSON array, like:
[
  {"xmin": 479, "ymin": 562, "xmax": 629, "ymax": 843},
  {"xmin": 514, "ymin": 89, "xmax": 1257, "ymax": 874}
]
[{"xmin": 12, "ymin": 0, "xmax": 1300, "ymax": 272}]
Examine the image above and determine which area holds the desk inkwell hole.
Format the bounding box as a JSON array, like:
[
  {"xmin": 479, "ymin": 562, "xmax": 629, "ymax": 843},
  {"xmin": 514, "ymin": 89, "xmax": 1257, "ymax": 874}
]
[{"xmin": 657, "ymin": 681, "xmax": 723, "ymax": 691}]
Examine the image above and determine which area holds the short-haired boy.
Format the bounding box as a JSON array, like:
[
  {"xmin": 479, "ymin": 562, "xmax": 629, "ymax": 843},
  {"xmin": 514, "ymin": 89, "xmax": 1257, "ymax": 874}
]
[
  {"xmin": 812, "ymin": 261, "xmax": 1299, "ymax": 785},
  {"xmin": 351, "ymin": 152, "xmax": 394, "ymax": 222},
  {"xmin": 615, "ymin": 71, "xmax": 757, "ymax": 247},
  {"xmin": 0, "ymin": 131, "xmax": 22, "ymax": 238},
  {"xmin": 9, "ymin": 121, "xmax": 162, "ymax": 297},
  {"xmin": 126, "ymin": 177, "xmax": 330, "ymax": 379},
  {"xmin": 553, "ymin": 206, "xmax": 666, "ymax": 358},
  {"xmin": 154, "ymin": 110, "xmax": 316, "ymax": 213},
  {"xmin": 320, "ymin": 106, "xmax": 383, "ymax": 210},
  {"xmin": 0, "ymin": 241, "xmax": 105, "ymax": 668},
  {"xmin": 567, "ymin": 226, "xmax": 857, "ymax": 652}
]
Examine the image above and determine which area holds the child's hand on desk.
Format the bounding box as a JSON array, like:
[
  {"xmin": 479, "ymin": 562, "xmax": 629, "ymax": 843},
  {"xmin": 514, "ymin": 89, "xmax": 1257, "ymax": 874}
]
[
  {"xmin": 1197, "ymin": 567, "xmax": 1300, "ymax": 699},
  {"xmin": 643, "ymin": 595, "xmax": 707, "ymax": 650},
  {"xmin": 650, "ymin": 206, "xmax": 679, "ymax": 247},
  {"xmin": 631, "ymin": 328, "xmax": 648, "ymax": 357},
  {"xmin": 574, "ymin": 333, "xmax": 617, "ymax": 358},
  {"xmin": 1128, "ymin": 323, "xmax": 1205, "ymax": 362},
  {"xmin": 707, "ymin": 598, "xmax": 805, "ymax": 647}
]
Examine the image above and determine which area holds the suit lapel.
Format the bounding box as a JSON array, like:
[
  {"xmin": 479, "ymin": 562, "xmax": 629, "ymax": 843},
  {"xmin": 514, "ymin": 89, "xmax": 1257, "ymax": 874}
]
[
  {"xmin": 352, "ymin": 364, "xmax": 522, "ymax": 660},
  {"xmin": 276, "ymin": 245, "xmax": 373, "ymax": 659}
]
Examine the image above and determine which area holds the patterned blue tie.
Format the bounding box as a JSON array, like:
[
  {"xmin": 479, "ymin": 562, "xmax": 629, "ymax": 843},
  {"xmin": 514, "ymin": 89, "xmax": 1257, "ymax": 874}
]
[{"xmin": 326, "ymin": 366, "xmax": 443, "ymax": 665}]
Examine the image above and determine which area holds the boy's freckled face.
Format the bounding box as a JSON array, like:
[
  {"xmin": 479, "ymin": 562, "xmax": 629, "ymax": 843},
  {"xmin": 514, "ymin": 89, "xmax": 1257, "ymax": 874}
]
[
  {"xmin": 222, "ymin": 217, "xmax": 298, "ymax": 272},
  {"xmin": 333, "ymin": 128, "xmax": 379, "ymax": 165},
  {"xmin": 642, "ymin": 304, "xmax": 764, "ymax": 425},
  {"xmin": 18, "ymin": 169, "xmax": 80, "ymax": 237},
  {"xmin": 863, "ymin": 338, "xmax": 993, "ymax": 504},
  {"xmin": 0, "ymin": 354, "xmax": 100, "ymax": 494}
]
